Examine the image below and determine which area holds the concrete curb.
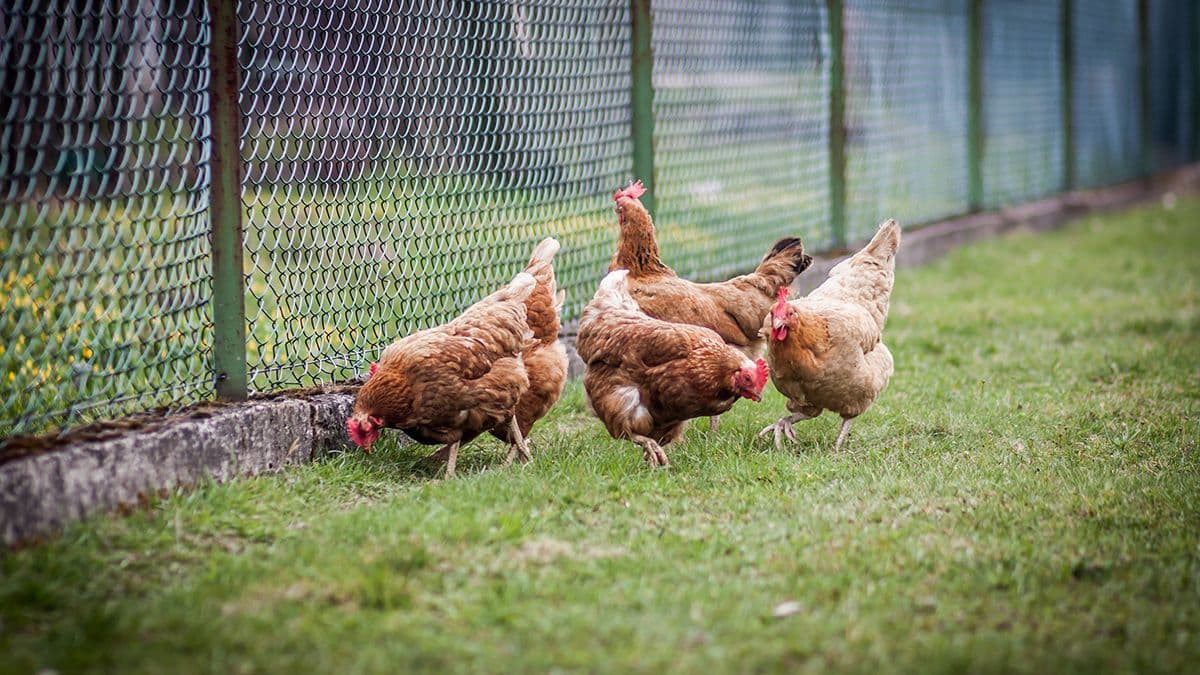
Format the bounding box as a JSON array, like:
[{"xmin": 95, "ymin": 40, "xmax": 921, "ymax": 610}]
[
  {"xmin": 1, "ymin": 393, "xmax": 354, "ymax": 545},
  {"xmin": 3, "ymin": 164, "xmax": 1198, "ymax": 546}
]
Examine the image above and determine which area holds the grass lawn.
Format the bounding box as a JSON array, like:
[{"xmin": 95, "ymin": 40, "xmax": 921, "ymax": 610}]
[{"xmin": 2, "ymin": 196, "xmax": 1198, "ymax": 674}]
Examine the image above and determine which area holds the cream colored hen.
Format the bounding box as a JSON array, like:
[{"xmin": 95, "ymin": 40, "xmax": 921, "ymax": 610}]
[{"xmin": 760, "ymin": 219, "xmax": 901, "ymax": 451}]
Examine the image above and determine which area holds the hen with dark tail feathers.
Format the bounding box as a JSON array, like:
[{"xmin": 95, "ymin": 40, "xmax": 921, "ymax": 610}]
[
  {"xmin": 610, "ymin": 180, "xmax": 813, "ymax": 431},
  {"xmin": 609, "ymin": 180, "xmax": 814, "ymax": 358}
]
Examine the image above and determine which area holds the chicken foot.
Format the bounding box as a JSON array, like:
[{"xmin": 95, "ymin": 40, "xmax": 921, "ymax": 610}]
[
  {"xmin": 758, "ymin": 412, "xmax": 815, "ymax": 451},
  {"xmin": 833, "ymin": 418, "xmax": 853, "ymax": 452},
  {"xmin": 503, "ymin": 417, "xmax": 533, "ymax": 466},
  {"xmin": 630, "ymin": 434, "xmax": 669, "ymax": 468},
  {"xmin": 709, "ymin": 416, "xmax": 721, "ymax": 433}
]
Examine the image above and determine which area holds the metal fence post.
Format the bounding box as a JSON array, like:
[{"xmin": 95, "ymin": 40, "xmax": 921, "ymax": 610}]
[
  {"xmin": 1137, "ymin": 0, "xmax": 1152, "ymax": 176},
  {"xmin": 967, "ymin": 0, "xmax": 984, "ymax": 210},
  {"xmin": 208, "ymin": 0, "xmax": 248, "ymax": 401},
  {"xmin": 631, "ymin": 0, "xmax": 656, "ymax": 218},
  {"xmin": 827, "ymin": 0, "xmax": 847, "ymax": 248},
  {"xmin": 1061, "ymin": 0, "xmax": 1075, "ymax": 191}
]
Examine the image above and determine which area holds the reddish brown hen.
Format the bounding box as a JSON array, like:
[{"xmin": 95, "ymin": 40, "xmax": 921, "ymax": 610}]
[
  {"xmin": 610, "ymin": 180, "xmax": 812, "ymax": 431},
  {"xmin": 576, "ymin": 269, "xmax": 768, "ymax": 467},
  {"xmin": 347, "ymin": 238, "xmax": 566, "ymax": 477}
]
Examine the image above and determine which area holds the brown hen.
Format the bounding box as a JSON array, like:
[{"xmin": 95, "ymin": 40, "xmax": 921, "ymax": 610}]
[
  {"xmin": 610, "ymin": 180, "xmax": 812, "ymax": 431},
  {"xmin": 577, "ymin": 269, "xmax": 768, "ymax": 467},
  {"xmin": 347, "ymin": 238, "xmax": 565, "ymax": 477}
]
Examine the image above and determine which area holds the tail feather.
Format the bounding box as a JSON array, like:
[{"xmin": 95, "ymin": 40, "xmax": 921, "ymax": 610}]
[
  {"xmin": 814, "ymin": 219, "xmax": 902, "ymax": 331},
  {"xmin": 592, "ymin": 269, "xmax": 640, "ymax": 312},
  {"xmin": 528, "ymin": 237, "xmax": 561, "ymax": 265},
  {"xmin": 753, "ymin": 237, "xmax": 814, "ymax": 288},
  {"xmin": 863, "ymin": 219, "xmax": 901, "ymax": 262},
  {"xmin": 522, "ymin": 238, "xmax": 563, "ymax": 343}
]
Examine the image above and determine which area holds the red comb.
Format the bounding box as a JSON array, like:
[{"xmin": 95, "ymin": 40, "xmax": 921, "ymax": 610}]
[
  {"xmin": 613, "ymin": 180, "xmax": 646, "ymax": 202},
  {"xmin": 368, "ymin": 362, "xmax": 377, "ymax": 378},
  {"xmin": 776, "ymin": 287, "xmax": 789, "ymax": 302},
  {"xmin": 754, "ymin": 358, "xmax": 770, "ymax": 391}
]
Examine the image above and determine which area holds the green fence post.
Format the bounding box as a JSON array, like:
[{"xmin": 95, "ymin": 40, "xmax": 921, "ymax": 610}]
[
  {"xmin": 1137, "ymin": 0, "xmax": 1152, "ymax": 176},
  {"xmin": 1061, "ymin": 0, "xmax": 1075, "ymax": 191},
  {"xmin": 828, "ymin": 0, "xmax": 847, "ymax": 248},
  {"xmin": 631, "ymin": 0, "xmax": 656, "ymax": 218},
  {"xmin": 208, "ymin": 0, "xmax": 248, "ymax": 401},
  {"xmin": 967, "ymin": 0, "xmax": 984, "ymax": 210}
]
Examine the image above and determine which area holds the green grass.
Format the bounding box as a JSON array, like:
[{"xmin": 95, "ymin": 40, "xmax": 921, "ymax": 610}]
[{"xmin": 2, "ymin": 196, "xmax": 1199, "ymax": 674}]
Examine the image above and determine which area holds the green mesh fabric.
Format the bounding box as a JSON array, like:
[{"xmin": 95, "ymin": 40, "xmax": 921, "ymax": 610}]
[
  {"xmin": 981, "ymin": 0, "xmax": 1065, "ymax": 208},
  {"xmin": 1, "ymin": 0, "xmax": 212, "ymax": 435},
  {"xmin": 1071, "ymin": 0, "xmax": 1143, "ymax": 188},
  {"xmin": 650, "ymin": 0, "xmax": 831, "ymax": 279},
  {"xmin": 239, "ymin": 0, "xmax": 631, "ymax": 391},
  {"xmin": 843, "ymin": 0, "xmax": 969, "ymax": 241}
]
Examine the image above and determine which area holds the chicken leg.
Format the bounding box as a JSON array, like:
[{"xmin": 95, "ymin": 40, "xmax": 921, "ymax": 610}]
[
  {"xmin": 503, "ymin": 417, "xmax": 533, "ymax": 465},
  {"xmin": 833, "ymin": 418, "xmax": 853, "ymax": 452},
  {"xmin": 758, "ymin": 412, "xmax": 815, "ymax": 451},
  {"xmin": 630, "ymin": 434, "xmax": 669, "ymax": 468},
  {"xmin": 709, "ymin": 416, "xmax": 720, "ymax": 433},
  {"xmin": 442, "ymin": 442, "xmax": 461, "ymax": 478}
]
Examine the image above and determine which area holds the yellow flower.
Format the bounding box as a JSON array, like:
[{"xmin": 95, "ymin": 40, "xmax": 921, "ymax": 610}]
[
  {"xmin": 6, "ymin": 372, "xmax": 14, "ymax": 383},
  {"xmin": 82, "ymin": 347, "xmax": 94, "ymax": 359}
]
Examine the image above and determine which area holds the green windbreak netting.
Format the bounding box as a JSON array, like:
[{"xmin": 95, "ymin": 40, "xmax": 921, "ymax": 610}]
[
  {"xmin": 0, "ymin": 0, "xmax": 212, "ymax": 435},
  {"xmin": 239, "ymin": 0, "xmax": 631, "ymax": 391},
  {"xmin": 843, "ymin": 0, "xmax": 969, "ymax": 241},
  {"xmin": 981, "ymin": 0, "xmax": 1065, "ymax": 208},
  {"xmin": 1071, "ymin": 0, "xmax": 1142, "ymax": 188},
  {"xmin": 650, "ymin": 0, "xmax": 831, "ymax": 279},
  {"xmin": 1147, "ymin": 0, "xmax": 1198, "ymax": 170}
]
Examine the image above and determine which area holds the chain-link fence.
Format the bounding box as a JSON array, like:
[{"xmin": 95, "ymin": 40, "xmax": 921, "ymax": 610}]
[{"xmin": 2, "ymin": 0, "xmax": 1197, "ymax": 438}]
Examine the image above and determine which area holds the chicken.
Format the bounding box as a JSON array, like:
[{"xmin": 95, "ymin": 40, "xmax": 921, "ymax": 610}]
[
  {"xmin": 495, "ymin": 238, "xmax": 569, "ymax": 458},
  {"xmin": 576, "ymin": 269, "xmax": 769, "ymax": 467},
  {"xmin": 610, "ymin": 180, "xmax": 813, "ymax": 430},
  {"xmin": 346, "ymin": 238, "xmax": 566, "ymax": 477},
  {"xmin": 759, "ymin": 219, "xmax": 901, "ymax": 452}
]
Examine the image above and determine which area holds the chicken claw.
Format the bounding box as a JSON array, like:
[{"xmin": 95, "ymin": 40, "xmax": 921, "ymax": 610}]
[
  {"xmin": 631, "ymin": 434, "xmax": 669, "ymax": 468},
  {"xmin": 758, "ymin": 413, "xmax": 813, "ymax": 450},
  {"xmin": 758, "ymin": 417, "xmax": 795, "ymax": 450}
]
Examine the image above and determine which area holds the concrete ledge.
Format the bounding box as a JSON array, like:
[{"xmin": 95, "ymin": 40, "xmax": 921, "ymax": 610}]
[
  {"xmin": 0, "ymin": 392, "xmax": 355, "ymax": 545},
  {"xmin": 3, "ymin": 164, "xmax": 1198, "ymax": 546}
]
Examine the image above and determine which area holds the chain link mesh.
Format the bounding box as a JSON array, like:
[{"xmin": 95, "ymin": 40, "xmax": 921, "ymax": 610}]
[
  {"xmin": 650, "ymin": 0, "xmax": 831, "ymax": 278},
  {"xmin": 1071, "ymin": 0, "xmax": 1143, "ymax": 189},
  {"xmin": 238, "ymin": 0, "xmax": 631, "ymax": 392},
  {"xmin": 1, "ymin": 0, "xmax": 212, "ymax": 436},
  {"xmin": 980, "ymin": 0, "xmax": 1065, "ymax": 208},
  {"xmin": 1, "ymin": 0, "xmax": 1197, "ymax": 438},
  {"xmin": 843, "ymin": 0, "xmax": 969, "ymax": 242}
]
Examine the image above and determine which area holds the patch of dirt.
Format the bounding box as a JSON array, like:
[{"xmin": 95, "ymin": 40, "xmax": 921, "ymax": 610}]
[{"xmin": 508, "ymin": 537, "xmax": 626, "ymax": 566}]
